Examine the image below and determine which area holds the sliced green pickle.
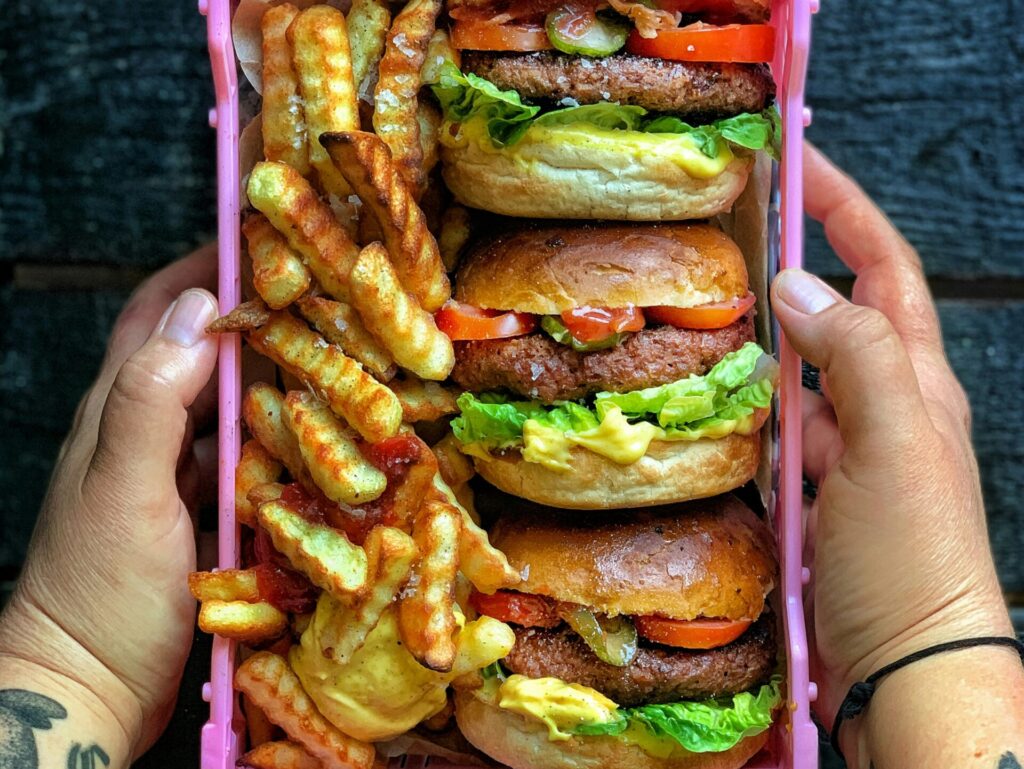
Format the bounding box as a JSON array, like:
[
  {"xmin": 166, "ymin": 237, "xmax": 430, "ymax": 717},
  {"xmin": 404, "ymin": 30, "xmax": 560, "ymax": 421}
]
[
  {"xmin": 545, "ymin": 5, "xmax": 629, "ymax": 58},
  {"xmin": 560, "ymin": 606, "xmax": 638, "ymax": 666}
]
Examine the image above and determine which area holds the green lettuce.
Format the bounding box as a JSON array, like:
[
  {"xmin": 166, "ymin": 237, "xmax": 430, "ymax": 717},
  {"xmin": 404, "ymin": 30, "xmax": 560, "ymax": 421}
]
[
  {"xmin": 574, "ymin": 673, "xmax": 783, "ymax": 754},
  {"xmin": 430, "ymin": 64, "xmax": 780, "ymax": 157},
  {"xmin": 450, "ymin": 342, "xmax": 776, "ymax": 449}
]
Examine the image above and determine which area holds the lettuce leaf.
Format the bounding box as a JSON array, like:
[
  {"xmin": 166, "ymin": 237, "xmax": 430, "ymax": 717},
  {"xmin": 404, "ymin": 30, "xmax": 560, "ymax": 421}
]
[
  {"xmin": 431, "ymin": 65, "xmax": 779, "ymax": 157},
  {"xmin": 574, "ymin": 674, "xmax": 783, "ymax": 754},
  {"xmin": 450, "ymin": 342, "xmax": 776, "ymax": 449}
]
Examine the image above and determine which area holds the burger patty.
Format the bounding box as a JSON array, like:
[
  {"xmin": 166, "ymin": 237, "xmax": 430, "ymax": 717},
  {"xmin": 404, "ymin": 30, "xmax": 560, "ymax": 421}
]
[
  {"xmin": 503, "ymin": 612, "xmax": 776, "ymax": 707},
  {"xmin": 452, "ymin": 315, "xmax": 754, "ymax": 402},
  {"xmin": 462, "ymin": 51, "xmax": 774, "ymax": 121}
]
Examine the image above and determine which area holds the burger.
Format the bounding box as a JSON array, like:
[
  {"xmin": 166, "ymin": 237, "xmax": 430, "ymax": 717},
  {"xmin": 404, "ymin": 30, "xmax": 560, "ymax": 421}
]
[
  {"xmin": 429, "ymin": 0, "xmax": 779, "ymax": 220},
  {"xmin": 456, "ymin": 492, "xmax": 782, "ymax": 769},
  {"xmin": 437, "ymin": 220, "xmax": 778, "ymax": 509}
]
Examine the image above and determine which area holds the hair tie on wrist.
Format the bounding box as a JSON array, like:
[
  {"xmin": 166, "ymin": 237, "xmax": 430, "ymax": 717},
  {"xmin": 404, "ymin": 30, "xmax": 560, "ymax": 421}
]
[{"xmin": 830, "ymin": 636, "xmax": 1024, "ymax": 763}]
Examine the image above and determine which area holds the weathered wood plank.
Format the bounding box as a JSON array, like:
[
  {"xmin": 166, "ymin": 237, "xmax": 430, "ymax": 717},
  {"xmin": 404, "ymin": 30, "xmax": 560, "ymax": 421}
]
[{"xmin": 805, "ymin": 0, "xmax": 1024, "ymax": 278}]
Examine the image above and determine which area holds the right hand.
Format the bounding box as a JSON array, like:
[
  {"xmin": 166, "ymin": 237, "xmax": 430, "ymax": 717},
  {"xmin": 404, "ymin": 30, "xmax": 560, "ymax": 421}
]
[{"xmin": 770, "ymin": 145, "xmax": 1014, "ymax": 738}]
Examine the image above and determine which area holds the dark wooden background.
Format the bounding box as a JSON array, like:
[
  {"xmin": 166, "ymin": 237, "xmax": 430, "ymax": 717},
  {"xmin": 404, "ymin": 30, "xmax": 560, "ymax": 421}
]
[{"xmin": 0, "ymin": 0, "xmax": 1021, "ymax": 766}]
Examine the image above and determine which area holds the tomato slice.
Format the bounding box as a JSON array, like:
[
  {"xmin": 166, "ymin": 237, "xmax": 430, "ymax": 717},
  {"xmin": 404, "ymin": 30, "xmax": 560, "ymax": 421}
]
[
  {"xmin": 470, "ymin": 590, "xmax": 562, "ymax": 628},
  {"xmin": 451, "ymin": 19, "xmax": 555, "ymax": 51},
  {"xmin": 626, "ymin": 23, "xmax": 775, "ymax": 62},
  {"xmin": 645, "ymin": 293, "xmax": 755, "ymax": 330},
  {"xmin": 560, "ymin": 305, "xmax": 645, "ymax": 344},
  {"xmin": 635, "ymin": 616, "xmax": 752, "ymax": 649},
  {"xmin": 435, "ymin": 301, "xmax": 538, "ymax": 340}
]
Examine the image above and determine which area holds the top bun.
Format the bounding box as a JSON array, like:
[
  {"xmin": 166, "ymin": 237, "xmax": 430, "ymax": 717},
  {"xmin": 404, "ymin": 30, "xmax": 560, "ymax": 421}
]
[
  {"xmin": 485, "ymin": 493, "xmax": 777, "ymax": 622},
  {"xmin": 454, "ymin": 222, "xmax": 749, "ymax": 315}
]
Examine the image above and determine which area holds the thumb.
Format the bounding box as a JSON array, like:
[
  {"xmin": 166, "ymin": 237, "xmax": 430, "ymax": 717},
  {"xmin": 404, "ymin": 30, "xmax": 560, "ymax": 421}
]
[
  {"xmin": 771, "ymin": 269, "xmax": 934, "ymax": 465},
  {"xmin": 87, "ymin": 289, "xmax": 220, "ymax": 508}
]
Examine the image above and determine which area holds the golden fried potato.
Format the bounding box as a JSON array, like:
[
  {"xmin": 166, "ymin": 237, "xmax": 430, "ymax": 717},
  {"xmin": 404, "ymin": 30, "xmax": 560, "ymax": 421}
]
[
  {"xmin": 416, "ymin": 100, "xmax": 442, "ymax": 179},
  {"xmin": 389, "ymin": 377, "xmax": 460, "ymax": 423},
  {"xmin": 382, "ymin": 433, "xmax": 438, "ymax": 529},
  {"xmin": 438, "ymin": 205, "xmax": 471, "ymax": 273},
  {"xmin": 432, "ymin": 476, "xmax": 520, "ymax": 594},
  {"xmin": 420, "ymin": 29, "xmax": 459, "ymax": 85},
  {"xmin": 318, "ymin": 526, "xmax": 417, "ymax": 664},
  {"xmin": 235, "ymin": 652, "xmax": 376, "ymax": 769},
  {"xmin": 296, "ymin": 296, "xmax": 396, "ymax": 381},
  {"xmin": 282, "ymin": 390, "xmax": 386, "ymax": 506},
  {"xmin": 372, "ymin": 0, "xmax": 442, "ymax": 195},
  {"xmin": 399, "ymin": 499, "xmax": 461, "ymax": 671},
  {"xmin": 247, "ymin": 312, "xmax": 402, "ymax": 443},
  {"xmin": 188, "ymin": 568, "xmax": 261, "ymax": 603},
  {"xmin": 321, "ymin": 132, "xmax": 449, "ymax": 312},
  {"xmin": 249, "ymin": 482, "xmax": 285, "ymax": 510},
  {"xmin": 347, "ymin": 242, "xmax": 454, "ymax": 381},
  {"xmin": 288, "ymin": 6, "xmax": 358, "ymax": 201},
  {"xmin": 198, "ymin": 600, "xmax": 288, "ymax": 645},
  {"xmin": 248, "ymin": 161, "xmax": 360, "ymax": 303},
  {"xmin": 347, "ymin": 0, "xmax": 390, "ymax": 98},
  {"xmin": 432, "ymin": 433, "xmax": 475, "ymax": 489},
  {"xmin": 207, "ymin": 300, "xmax": 271, "ymax": 334},
  {"xmin": 242, "ymin": 695, "xmax": 280, "ymax": 752},
  {"xmin": 236, "ymin": 438, "xmax": 284, "ymax": 527},
  {"xmin": 243, "ymin": 383, "xmax": 316, "ymax": 492},
  {"xmin": 240, "ymin": 741, "xmax": 323, "ymax": 769},
  {"xmin": 244, "ymin": 214, "xmax": 313, "ymax": 310},
  {"xmin": 258, "ymin": 499, "xmax": 369, "ymax": 599},
  {"xmin": 261, "ymin": 4, "xmax": 310, "ymax": 175}
]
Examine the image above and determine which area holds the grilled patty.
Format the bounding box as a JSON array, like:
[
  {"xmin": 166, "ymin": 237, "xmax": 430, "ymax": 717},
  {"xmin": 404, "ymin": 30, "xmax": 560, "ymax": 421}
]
[
  {"xmin": 462, "ymin": 51, "xmax": 774, "ymax": 121},
  {"xmin": 503, "ymin": 612, "xmax": 776, "ymax": 706},
  {"xmin": 452, "ymin": 315, "xmax": 754, "ymax": 402}
]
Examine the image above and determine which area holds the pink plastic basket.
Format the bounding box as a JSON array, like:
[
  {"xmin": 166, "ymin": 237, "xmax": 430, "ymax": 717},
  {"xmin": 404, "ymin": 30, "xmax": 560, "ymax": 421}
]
[{"xmin": 197, "ymin": 0, "xmax": 819, "ymax": 764}]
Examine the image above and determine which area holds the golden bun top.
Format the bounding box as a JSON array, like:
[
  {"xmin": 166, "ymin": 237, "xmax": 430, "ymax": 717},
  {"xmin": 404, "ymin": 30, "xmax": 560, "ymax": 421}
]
[
  {"xmin": 486, "ymin": 493, "xmax": 777, "ymax": 622},
  {"xmin": 454, "ymin": 222, "xmax": 750, "ymax": 315}
]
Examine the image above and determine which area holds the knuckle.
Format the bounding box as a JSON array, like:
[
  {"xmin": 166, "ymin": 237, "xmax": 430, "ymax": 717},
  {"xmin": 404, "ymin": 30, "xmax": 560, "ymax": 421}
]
[
  {"xmin": 838, "ymin": 306, "xmax": 900, "ymax": 357},
  {"xmin": 109, "ymin": 354, "xmax": 174, "ymax": 410}
]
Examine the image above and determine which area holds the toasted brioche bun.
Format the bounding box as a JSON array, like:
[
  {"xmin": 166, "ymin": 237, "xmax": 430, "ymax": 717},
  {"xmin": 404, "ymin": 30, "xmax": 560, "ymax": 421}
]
[
  {"xmin": 455, "ymin": 689, "xmax": 770, "ymax": 769},
  {"xmin": 455, "ymin": 222, "xmax": 749, "ymax": 315},
  {"xmin": 484, "ymin": 492, "xmax": 777, "ymax": 621},
  {"xmin": 474, "ymin": 431, "xmax": 760, "ymax": 510},
  {"xmin": 440, "ymin": 131, "xmax": 752, "ymax": 221}
]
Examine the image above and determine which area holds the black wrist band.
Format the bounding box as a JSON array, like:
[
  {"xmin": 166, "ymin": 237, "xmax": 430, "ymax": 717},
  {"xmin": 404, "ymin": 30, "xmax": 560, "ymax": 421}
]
[{"xmin": 830, "ymin": 635, "xmax": 1024, "ymax": 763}]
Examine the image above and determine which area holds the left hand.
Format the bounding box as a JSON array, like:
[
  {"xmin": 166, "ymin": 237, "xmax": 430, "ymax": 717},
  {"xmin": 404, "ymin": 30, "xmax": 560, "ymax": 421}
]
[{"xmin": 0, "ymin": 245, "xmax": 219, "ymax": 755}]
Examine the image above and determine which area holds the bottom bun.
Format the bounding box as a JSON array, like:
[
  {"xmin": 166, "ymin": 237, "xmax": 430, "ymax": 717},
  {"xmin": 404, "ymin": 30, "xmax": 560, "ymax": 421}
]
[
  {"xmin": 454, "ymin": 690, "xmax": 769, "ymax": 769},
  {"xmin": 474, "ymin": 433, "xmax": 760, "ymax": 509}
]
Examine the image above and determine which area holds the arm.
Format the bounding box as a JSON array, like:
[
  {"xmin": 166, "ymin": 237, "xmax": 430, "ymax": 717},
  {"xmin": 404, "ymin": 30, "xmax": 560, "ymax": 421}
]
[
  {"xmin": 771, "ymin": 144, "xmax": 1024, "ymax": 769},
  {"xmin": 0, "ymin": 247, "xmax": 219, "ymax": 766}
]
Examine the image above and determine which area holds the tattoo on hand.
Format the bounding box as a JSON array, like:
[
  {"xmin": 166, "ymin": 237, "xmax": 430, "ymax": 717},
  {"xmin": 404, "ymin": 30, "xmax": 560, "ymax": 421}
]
[
  {"xmin": 0, "ymin": 689, "xmax": 66, "ymax": 769},
  {"xmin": 999, "ymin": 753, "xmax": 1022, "ymax": 769}
]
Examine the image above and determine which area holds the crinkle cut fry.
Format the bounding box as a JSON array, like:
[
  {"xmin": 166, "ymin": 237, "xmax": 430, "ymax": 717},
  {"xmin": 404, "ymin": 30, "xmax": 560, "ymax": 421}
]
[
  {"xmin": 240, "ymin": 740, "xmax": 323, "ymax": 769},
  {"xmin": 261, "ymin": 3, "xmax": 310, "ymax": 175},
  {"xmin": 389, "ymin": 377, "xmax": 460, "ymax": 423},
  {"xmin": 399, "ymin": 498, "xmax": 461, "ymax": 671},
  {"xmin": 207, "ymin": 299, "xmax": 271, "ymax": 334},
  {"xmin": 236, "ymin": 438, "xmax": 284, "ymax": 527},
  {"xmin": 198, "ymin": 600, "xmax": 288, "ymax": 645},
  {"xmin": 247, "ymin": 311, "xmax": 402, "ymax": 443},
  {"xmin": 322, "ymin": 132, "xmax": 449, "ymax": 312},
  {"xmin": 347, "ymin": 0, "xmax": 390, "ymax": 102},
  {"xmin": 289, "ymin": 6, "xmax": 359, "ymax": 201},
  {"xmin": 235, "ymin": 652, "xmax": 376, "ymax": 769},
  {"xmin": 247, "ymin": 161, "xmax": 360, "ymax": 303},
  {"xmin": 372, "ymin": 0, "xmax": 442, "ymax": 198},
  {"xmin": 345, "ymin": 241, "xmax": 454, "ymax": 381},
  {"xmin": 244, "ymin": 213, "xmax": 312, "ymax": 310},
  {"xmin": 296, "ymin": 295, "xmax": 396, "ymax": 382},
  {"xmin": 242, "ymin": 383, "xmax": 317, "ymax": 494}
]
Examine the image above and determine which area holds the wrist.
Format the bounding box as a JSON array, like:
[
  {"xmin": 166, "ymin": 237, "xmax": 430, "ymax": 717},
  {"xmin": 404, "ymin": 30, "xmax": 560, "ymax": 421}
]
[{"xmin": 0, "ymin": 591, "xmax": 143, "ymax": 756}]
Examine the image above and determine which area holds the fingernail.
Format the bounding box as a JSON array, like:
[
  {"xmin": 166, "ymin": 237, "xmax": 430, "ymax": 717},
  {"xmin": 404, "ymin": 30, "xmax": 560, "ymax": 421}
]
[
  {"xmin": 159, "ymin": 290, "xmax": 218, "ymax": 347},
  {"xmin": 775, "ymin": 269, "xmax": 840, "ymax": 315}
]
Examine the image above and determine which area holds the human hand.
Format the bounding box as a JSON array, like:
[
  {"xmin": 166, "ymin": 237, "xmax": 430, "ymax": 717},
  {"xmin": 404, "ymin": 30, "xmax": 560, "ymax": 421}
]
[
  {"xmin": 771, "ymin": 145, "xmax": 1021, "ymax": 765},
  {"xmin": 0, "ymin": 246, "xmax": 219, "ymax": 760}
]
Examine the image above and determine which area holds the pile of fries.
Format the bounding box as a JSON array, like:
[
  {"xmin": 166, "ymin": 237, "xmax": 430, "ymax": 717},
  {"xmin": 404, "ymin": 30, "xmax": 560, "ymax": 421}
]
[{"xmin": 188, "ymin": 3, "xmax": 515, "ymax": 766}]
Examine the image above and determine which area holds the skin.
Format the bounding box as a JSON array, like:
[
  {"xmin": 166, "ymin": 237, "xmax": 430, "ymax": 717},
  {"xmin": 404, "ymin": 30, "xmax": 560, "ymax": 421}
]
[{"xmin": 0, "ymin": 147, "xmax": 1021, "ymax": 766}]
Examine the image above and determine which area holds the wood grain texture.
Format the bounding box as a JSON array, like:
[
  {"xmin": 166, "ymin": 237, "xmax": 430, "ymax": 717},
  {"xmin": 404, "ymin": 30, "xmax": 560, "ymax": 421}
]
[{"xmin": 805, "ymin": 0, "xmax": 1024, "ymax": 279}]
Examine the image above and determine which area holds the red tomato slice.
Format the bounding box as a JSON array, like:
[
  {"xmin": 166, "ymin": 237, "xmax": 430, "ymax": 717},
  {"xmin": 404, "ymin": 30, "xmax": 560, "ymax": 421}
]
[
  {"xmin": 435, "ymin": 301, "xmax": 538, "ymax": 340},
  {"xmin": 635, "ymin": 616, "xmax": 752, "ymax": 649},
  {"xmin": 626, "ymin": 23, "xmax": 774, "ymax": 62},
  {"xmin": 470, "ymin": 590, "xmax": 562, "ymax": 628},
  {"xmin": 451, "ymin": 19, "xmax": 555, "ymax": 51},
  {"xmin": 560, "ymin": 305, "xmax": 645, "ymax": 344},
  {"xmin": 645, "ymin": 293, "xmax": 755, "ymax": 330}
]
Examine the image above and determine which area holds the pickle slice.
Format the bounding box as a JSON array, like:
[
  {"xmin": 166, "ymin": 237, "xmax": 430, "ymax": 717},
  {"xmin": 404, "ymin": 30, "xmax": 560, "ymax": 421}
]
[
  {"xmin": 560, "ymin": 606, "xmax": 638, "ymax": 666},
  {"xmin": 545, "ymin": 4, "xmax": 629, "ymax": 58}
]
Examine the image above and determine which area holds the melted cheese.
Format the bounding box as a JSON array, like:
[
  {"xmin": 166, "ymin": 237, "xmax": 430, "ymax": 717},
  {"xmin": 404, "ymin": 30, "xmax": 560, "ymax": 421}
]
[
  {"xmin": 291, "ymin": 597, "xmax": 514, "ymax": 741},
  {"xmin": 522, "ymin": 420, "xmax": 574, "ymax": 472},
  {"xmin": 498, "ymin": 675, "xmax": 620, "ymax": 741}
]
